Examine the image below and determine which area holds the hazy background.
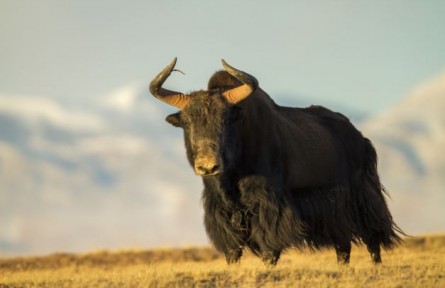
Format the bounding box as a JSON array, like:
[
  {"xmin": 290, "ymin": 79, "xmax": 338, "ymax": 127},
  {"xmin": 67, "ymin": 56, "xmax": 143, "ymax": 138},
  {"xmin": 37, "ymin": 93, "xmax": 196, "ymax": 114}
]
[{"xmin": 1, "ymin": 1, "xmax": 444, "ymax": 256}]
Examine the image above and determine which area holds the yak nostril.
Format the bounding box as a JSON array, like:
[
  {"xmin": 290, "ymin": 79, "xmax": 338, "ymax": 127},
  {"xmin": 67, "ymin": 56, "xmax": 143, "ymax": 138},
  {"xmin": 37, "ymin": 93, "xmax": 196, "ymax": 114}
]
[
  {"xmin": 196, "ymin": 166, "xmax": 207, "ymax": 173},
  {"xmin": 209, "ymin": 165, "xmax": 219, "ymax": 174}
]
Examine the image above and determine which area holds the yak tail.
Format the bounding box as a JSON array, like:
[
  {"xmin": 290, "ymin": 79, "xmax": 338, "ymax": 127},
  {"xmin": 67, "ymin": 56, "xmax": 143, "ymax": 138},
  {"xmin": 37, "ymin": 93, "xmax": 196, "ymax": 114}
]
[{"xmin": 353, "ymin": 138, "xmax": 405, "ymax": 249}]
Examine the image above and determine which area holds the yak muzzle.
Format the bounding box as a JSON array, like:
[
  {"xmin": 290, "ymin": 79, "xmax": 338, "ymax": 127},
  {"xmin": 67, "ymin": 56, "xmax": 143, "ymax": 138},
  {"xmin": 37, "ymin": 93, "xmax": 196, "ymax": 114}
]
[{"xmin": 194, "ymin": 157, "xmax": 222, "ymax": 176}]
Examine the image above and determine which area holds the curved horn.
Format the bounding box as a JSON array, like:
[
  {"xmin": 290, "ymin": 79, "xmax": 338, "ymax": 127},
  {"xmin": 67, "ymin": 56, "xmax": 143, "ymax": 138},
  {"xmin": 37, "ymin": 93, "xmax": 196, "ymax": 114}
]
[
  {"xmin": 221, "ymin": 60, "xmax": 258, "ymax": 104},
  {"xmin": 149, "ymin": 57, "xmax": 190, "ymax": 109}
]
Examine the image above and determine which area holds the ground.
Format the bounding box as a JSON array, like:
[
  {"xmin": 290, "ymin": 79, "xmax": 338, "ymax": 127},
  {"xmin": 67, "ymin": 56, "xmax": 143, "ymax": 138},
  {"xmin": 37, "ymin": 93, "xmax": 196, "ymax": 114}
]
[{"xmin": 1, "ymin": 235, "xmax": 444, "ymax": 287}]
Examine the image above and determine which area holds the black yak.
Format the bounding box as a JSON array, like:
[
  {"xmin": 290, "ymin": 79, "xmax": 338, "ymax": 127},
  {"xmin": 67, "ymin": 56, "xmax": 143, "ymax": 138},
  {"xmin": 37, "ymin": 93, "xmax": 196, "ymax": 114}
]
[{"xmin": 149, "ymin": 58, "xmax": 403, "ymax": 266}]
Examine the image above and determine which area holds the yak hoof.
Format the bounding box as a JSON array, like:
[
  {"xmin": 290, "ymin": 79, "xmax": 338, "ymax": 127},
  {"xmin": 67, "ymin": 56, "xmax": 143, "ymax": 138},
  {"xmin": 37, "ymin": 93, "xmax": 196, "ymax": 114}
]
[
  {"xmin": 261, "ymin": 250, "xmax": 281, "ymax": 268},
  {"xmin": 225, "ymin": 248, "xmax": 242, "ymax": 264},
  {"xmin": 336, "ymin": 252, "xmax": 350, "ymax": 265},
  {"xmin": 371, "ymin": 252, "xmax": 382, "ymax": 264}
]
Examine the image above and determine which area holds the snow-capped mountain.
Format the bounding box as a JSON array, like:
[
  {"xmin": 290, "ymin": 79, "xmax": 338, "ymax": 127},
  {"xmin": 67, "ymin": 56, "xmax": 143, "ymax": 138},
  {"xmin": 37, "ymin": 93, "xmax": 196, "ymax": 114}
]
[{"xmin": 361, "ymin": 70, "xmax": 445, "ymax": 234}]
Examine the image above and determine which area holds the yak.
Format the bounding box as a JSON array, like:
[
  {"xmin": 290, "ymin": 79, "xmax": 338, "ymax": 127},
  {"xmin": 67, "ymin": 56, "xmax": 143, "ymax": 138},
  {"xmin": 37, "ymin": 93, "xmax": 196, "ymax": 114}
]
[{"xmin": 149, "ymin": 58, "xmax": 403, "ymax": 266}]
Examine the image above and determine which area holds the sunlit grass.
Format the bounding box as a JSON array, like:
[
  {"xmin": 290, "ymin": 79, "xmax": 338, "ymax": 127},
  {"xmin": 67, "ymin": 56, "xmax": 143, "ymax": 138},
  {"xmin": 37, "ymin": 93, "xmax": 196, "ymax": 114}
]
[{"xmin": 1, "ymin": 235, "xmax": 444, "ymax": 287}]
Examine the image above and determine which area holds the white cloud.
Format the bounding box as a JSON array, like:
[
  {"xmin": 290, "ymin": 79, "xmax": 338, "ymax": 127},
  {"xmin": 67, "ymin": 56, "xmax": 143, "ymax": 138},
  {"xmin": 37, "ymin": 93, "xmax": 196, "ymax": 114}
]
[
  {"xmin": 99, "ymin": 83, "xmax": 165, "ymax": 119},
  {"xmin": 102, "ymin": 83, "xmax": 141, "ymax": 112},
  {"xmin": 0, "ymin": 95, "xmax": 106, "ymax": 132}
]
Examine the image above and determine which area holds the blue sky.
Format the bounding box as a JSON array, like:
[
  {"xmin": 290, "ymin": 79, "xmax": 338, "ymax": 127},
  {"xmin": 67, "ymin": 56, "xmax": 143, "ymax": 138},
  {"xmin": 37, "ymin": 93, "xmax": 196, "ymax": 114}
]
[{"xmin": 1, "ymin": 1, "xmax": 445, "ymax": 114}]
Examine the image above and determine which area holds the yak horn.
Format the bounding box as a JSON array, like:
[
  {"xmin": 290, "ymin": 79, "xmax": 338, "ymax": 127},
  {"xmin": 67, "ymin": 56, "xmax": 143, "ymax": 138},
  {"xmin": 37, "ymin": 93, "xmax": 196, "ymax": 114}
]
[
  {"xmin": 221, "ymin": 60, "xmax": 258, "ymax": 104},
  {"xmin": 149, "ymin": 57, "xmax": 190, "ymax": 109}
]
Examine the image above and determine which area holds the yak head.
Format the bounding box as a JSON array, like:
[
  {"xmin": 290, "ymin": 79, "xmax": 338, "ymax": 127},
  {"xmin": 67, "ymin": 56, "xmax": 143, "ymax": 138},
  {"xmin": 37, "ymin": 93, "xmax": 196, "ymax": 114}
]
[{"xmin": 149, "ymin": 58, "xmax": 258, "ymax": 176}]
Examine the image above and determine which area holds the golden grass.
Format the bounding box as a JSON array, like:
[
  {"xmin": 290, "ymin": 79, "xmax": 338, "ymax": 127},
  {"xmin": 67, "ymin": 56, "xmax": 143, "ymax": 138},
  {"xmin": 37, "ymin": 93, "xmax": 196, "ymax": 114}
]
[{"xmin": 1, "ymin": 235, "xmax": 444, "ymax": 287}]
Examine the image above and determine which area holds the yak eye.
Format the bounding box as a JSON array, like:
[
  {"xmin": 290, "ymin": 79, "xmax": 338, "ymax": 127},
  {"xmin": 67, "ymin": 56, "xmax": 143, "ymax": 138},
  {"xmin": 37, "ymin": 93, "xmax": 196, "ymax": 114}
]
[{"xmin": 230, "ymin": 107, "xmax": 243, "ymax": 122}]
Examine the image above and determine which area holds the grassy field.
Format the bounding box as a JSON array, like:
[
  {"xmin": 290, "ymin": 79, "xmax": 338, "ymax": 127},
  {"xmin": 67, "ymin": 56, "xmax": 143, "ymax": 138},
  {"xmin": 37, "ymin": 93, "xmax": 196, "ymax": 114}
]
[{"xmin": 1, "ymin": 235, "xmax": 444, "ymax": 287}]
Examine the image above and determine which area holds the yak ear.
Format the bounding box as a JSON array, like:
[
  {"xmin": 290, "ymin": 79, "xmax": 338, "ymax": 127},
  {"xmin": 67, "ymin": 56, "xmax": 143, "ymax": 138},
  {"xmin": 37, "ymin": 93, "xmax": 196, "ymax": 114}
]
[{"xmin": 165, "ymin": 112, "xmax": 182, "ymax": 127}]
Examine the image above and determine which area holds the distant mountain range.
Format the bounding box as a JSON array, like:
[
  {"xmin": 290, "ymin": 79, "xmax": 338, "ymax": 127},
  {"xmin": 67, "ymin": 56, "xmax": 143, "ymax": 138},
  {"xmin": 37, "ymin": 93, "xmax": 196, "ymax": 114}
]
[
  {"xmin": 361, "ymin": 70, "xmax": 445, "ymax": 234},
  {"xmin": 0, "ymin": 73, "xmax": 444, "ymax": 256},
  {"xmin": 0, "ymin": 86, "xmax": 205, "ymax": 256}
]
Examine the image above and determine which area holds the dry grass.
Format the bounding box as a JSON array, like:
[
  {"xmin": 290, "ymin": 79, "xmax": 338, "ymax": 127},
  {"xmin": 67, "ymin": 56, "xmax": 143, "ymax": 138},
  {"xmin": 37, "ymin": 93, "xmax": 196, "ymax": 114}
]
[{"xmin": 1, "ymin": 235, "xmax": 444, "ymax": 287}]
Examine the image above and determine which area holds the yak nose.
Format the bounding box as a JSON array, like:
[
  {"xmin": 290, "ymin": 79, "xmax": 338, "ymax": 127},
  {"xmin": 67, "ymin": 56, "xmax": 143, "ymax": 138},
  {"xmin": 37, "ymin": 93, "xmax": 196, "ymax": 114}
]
[{"xmin": 194, "ymin": 158, "xmax": 221, "ymax": 176}]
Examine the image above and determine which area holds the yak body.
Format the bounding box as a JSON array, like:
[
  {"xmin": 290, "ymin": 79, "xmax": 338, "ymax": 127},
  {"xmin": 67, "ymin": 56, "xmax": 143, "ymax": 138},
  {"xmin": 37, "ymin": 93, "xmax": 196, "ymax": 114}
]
[
  {"xmin": 151, "ymin": 60, "xmax": 402, "ymax": 265},
  {"xmin": 201, "ymin": 71, "xmax": 401, "ymax": 265}
]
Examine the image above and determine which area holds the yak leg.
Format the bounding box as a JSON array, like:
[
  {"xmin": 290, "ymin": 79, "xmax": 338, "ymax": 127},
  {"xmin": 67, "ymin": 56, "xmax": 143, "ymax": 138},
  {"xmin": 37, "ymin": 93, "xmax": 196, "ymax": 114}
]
[
  {"xmin": 362, "ymin": 232, "xmax": 382, "ymax": 264},
  {"xmin": 366, "ymin": 240, "xmax": 382, "ymax": 264},
  {"xmin": 204, "ymin": 214, "xmax": 244, "ymax": 264},
  {"xmin": 249, "ymin": 215, "xmax": 282, "ymax": 267},
  {"xmin": 335, "ymin": 241, "xmax": 351, "ymax": 265},
  {"xmin": 224, "ymin": 210, "xmax": 247, "ymax": 264},
  {"xmin": 249, "ymin": 215, "xmax": 281, "ymax": 267},
  {"xmin": 333, "ymin": 232, "xmax": 352, "ymax": 265}
]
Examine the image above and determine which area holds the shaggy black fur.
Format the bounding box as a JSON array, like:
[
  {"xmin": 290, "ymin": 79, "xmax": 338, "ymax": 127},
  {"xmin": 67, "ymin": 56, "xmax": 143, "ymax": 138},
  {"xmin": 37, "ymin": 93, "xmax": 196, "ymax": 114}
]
[{"xmin": 165, "ymin": 70, "xmax": 403, "ymax": 266}]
